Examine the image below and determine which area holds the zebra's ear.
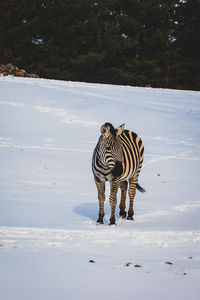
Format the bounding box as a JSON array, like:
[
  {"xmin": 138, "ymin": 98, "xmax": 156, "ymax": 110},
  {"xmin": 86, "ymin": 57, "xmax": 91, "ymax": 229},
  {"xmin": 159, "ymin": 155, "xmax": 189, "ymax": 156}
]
[
  {"xmin": 115, "ymin": 124, "xmax": 125, "ymax": 136},
  {"xmin": 100, "ymin": 124, "xmax": 111, "ymax": 138}
]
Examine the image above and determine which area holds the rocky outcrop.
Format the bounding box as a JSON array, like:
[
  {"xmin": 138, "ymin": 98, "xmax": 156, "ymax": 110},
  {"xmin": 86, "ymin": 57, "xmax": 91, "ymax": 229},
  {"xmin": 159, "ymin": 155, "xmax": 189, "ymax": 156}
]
[{"xmin": 0, "ymin": 63, "xmax": 39, "ymax": 78}]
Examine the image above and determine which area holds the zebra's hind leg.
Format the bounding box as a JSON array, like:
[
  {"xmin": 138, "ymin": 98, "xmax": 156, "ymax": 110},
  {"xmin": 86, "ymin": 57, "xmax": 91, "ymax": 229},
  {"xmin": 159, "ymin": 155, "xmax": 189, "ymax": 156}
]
[
  {"xmin": 119, "ymin": 180, "xmax": 128, "ymax": 218},
  {"xmin": 127, "ymin": 177, "xmax": 138, "ymax": 220},
  {"xmin": 95, "ymin": 177, "xmax": 105, "ymax": 224},
  {"xmin": 109, "ymin": 181, "xmax": 119, "ymax": 225}
]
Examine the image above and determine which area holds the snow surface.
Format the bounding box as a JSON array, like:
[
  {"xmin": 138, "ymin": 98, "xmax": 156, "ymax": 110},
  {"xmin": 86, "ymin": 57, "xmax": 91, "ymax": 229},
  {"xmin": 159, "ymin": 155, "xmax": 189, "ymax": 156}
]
[{"xmin": 0, "ymin": 76, "xmax": 200, "ymax": 299}]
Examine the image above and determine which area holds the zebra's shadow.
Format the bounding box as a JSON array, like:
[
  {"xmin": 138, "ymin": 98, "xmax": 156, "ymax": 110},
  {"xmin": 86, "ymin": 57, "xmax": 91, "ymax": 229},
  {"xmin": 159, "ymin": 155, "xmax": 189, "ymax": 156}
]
[
  {"xmin": 74, "ymin": 202, "xmax": 97, "ymax": 221},
  {"xmin": 73, "ymin": 202, "xmax": 119, "ymax": 221}
]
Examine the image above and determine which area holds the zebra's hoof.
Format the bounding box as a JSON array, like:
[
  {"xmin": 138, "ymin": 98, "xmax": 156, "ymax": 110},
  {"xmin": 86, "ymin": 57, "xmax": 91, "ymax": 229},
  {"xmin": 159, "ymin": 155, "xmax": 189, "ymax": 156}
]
[
  {"xmin": 97, "ymin": 218, "xmax": 104, "ymax": 225},
  {"xmin": 127, "ymin": 216, "xmax": 134, "ymax": 221},
  {"xmin": 109, "ymin": 217, "xmax": 116, "ymax": 225},
  {"xmin": 97, "ymin": 221, "xmax": 104, "ymax": 225},
  {"xmin": 119, "ymin": 211, "xmax": 127, "ymax": 218},
  {"xmin": 109, "ymin": 222, "xmax": 116, "ymax": 226}
]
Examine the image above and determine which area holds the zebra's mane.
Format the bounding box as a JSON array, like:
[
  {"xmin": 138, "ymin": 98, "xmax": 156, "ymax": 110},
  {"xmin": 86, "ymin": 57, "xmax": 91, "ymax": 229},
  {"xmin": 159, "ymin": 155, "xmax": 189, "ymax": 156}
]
[{"xmin": 104, "ymin": 122, "xmax": 116, "ymax": 136}]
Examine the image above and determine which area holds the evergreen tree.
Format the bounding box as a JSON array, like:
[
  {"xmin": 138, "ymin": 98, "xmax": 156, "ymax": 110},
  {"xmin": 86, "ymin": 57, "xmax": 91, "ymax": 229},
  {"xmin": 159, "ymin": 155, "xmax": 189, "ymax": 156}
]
[
  {"xmin": 0, "ymin": 0, "xmax": 199, "ymax": 90},
  {"xmin": 172, "ymin": 0, "xmax": 200, "ymax": 90}
]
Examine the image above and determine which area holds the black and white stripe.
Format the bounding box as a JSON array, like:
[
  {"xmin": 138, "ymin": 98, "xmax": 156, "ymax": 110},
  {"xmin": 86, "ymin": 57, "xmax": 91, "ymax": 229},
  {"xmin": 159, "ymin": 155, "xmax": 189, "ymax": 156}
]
[{"xmin": 92, "ymin": 122, "xmax": 145, "ymax": 225}]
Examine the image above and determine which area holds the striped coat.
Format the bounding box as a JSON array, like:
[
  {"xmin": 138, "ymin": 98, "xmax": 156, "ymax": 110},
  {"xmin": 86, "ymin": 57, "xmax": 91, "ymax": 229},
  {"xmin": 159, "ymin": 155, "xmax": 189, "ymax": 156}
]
[{"xmin": 92, "ymin": 123, "xmax": 145, "ymax": 225}]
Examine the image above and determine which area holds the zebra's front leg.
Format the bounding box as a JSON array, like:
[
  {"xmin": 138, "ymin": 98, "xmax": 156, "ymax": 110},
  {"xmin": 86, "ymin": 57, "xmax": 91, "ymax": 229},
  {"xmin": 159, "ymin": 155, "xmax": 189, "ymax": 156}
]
[
  {"xmin": 109, "ymin": 181, "xmax": 119, "ymax": 225},
  {"xmin": 95, "ymin": 177, "xmax": 105, "ymax": 224},
  {"xmin": 119, "ymin": 180, "xmax": 128, "ymax": 218},
  {"xmin": 127, "ymin": 178, "xmax": 137, "ymax": 220}
]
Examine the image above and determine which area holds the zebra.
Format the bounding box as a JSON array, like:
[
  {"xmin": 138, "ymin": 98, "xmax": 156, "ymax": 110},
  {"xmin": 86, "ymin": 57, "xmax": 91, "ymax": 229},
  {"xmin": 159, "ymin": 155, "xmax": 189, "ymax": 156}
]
[{"xmin": 92, "ymin": 122, "xmax": 145, "ymax": 225}]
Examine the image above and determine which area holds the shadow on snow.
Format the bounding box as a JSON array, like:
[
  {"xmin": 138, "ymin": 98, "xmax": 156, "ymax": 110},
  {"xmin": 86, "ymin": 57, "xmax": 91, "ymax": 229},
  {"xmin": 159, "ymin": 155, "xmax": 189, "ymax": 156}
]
[{"xmin": 74, "ymin": 202, "xmax": 120, "ymax": 222}]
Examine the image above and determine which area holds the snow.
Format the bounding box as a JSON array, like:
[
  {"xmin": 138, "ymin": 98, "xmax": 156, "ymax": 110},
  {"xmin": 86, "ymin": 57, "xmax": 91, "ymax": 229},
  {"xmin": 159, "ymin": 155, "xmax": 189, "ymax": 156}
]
[{"xmin": 0, "ymin": 76, "xmax": 200, "ymax": 299}]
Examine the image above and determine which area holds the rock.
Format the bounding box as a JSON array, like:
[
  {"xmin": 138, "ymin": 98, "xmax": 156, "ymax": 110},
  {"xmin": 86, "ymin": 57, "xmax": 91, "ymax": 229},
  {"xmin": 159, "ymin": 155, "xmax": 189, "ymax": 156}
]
[
  {"xmin": 125, "ymin": 262, "xmax": 142, "ymax": 268},
  {"xmin": 6, "ymin": 63, "xmax": 16, "ymax": 71},
  {"xmin": 89, "ymin": 260, "xmax": 95, "ymax": 263},
  {"xmin": 15, "ymin": 69, "xmax": 27, "ymax": 77},
  {"xmin": 27, "ymin": 73, "xmax": 39, "ymax": 78},
  {"xmin": 0, "ymin": 63, "xmax": 39, "ymax": 78}
]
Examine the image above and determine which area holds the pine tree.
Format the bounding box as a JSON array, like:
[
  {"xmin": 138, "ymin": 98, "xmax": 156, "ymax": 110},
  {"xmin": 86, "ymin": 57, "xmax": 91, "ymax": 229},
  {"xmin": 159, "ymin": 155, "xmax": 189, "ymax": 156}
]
[
  {"xmin": 0, "ymin": 0, "xmax": 199, "ymax": 90},
  {"xmin": 172, "ymin": 0, "xmax": 200, "ymax": 90}
]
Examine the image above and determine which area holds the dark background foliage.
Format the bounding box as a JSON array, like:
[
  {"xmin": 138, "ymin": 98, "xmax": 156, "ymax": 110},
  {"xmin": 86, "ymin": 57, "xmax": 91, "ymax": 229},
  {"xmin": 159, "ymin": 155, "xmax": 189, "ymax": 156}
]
[{"xmin": 0, "ymin": 0, "xmax": 199, "ymax": 90}]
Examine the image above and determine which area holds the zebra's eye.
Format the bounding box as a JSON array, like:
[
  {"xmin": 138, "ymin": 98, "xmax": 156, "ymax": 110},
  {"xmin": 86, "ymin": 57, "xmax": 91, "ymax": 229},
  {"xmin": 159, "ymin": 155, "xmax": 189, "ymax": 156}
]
[{"xmin": 106, "ymin": 144, "xmax": 111, "ymax": 150}]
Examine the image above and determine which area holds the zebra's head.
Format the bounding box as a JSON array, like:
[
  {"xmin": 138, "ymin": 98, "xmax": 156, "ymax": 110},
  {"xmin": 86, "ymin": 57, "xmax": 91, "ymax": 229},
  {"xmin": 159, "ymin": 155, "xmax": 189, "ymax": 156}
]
[
  {"xmin": 99, "ymin": 123, "xmax": 125, "ymax": 172},
  {"xmin": 100, "ymin": 122, "xmax": 124, "ymax": 138}
]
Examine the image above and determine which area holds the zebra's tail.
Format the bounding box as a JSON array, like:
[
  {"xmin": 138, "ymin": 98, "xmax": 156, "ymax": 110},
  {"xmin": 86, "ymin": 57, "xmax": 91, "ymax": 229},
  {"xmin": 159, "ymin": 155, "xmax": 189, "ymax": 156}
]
[{"xmin": 136, "ymin": 183, "xmax": 146, "ymax": 193}]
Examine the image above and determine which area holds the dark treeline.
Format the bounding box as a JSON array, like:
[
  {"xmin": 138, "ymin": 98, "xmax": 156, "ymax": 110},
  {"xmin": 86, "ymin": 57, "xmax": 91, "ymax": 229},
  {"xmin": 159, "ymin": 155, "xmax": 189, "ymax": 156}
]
[{"xmin": 0, "ymin": 0, "xmax": 200, "ymax": 90}]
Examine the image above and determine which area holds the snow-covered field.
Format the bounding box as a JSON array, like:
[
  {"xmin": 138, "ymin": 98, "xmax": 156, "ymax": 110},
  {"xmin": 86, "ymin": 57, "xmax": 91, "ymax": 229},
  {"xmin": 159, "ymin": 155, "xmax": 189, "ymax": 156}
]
[{"xmin": 0, "ymin": 76, "xmax": 200, "ymax": 299}]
